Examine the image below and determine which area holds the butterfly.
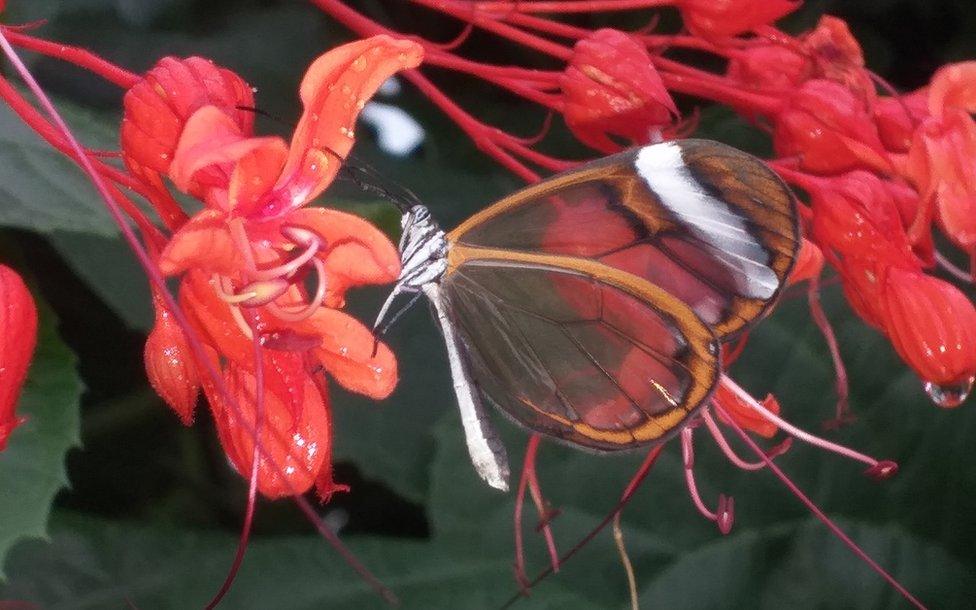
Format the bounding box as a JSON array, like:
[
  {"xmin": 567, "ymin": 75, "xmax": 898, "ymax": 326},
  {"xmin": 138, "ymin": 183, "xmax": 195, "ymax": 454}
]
[{"xmin": 370, "ymin": 139, "xmax": 799, "ymax": 491}]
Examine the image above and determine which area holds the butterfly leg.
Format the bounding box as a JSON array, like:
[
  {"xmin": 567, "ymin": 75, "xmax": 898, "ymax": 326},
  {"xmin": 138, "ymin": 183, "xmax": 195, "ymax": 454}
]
[{"xmin": 423, "ymin": 282, "xmax": 511, "ymax": 491}]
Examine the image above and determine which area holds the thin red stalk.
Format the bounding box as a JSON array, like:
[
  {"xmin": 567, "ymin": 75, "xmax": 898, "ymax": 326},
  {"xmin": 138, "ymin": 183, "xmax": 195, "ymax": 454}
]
[
  {"xmin": 513, "ymin": 441, "xmax": 532, "ymax": 589},
  {"xmin": 523, "ymin": 436, "xmax": 560, "ymax": 573},
  {"xmin": 427, "ymin": 50, "xmax": 561, "ymax": 85},
  {"xmin": 0, "ymin": 75, "xmax": 167, "ymax": 244},
  {"xmin": 500, "ymin": 138, "xmax": 577, "ymax": 172},
  {"xmin": 805, "ymin": 279, "xmax": 852, "ymax": 426},
  {"xmin": 204, "ymin": 317, "xmax": 265, "ymax": 610},
  {"xmin": 402, "ymin": 69, "xmax": 541, "ymax": 180},
  {"xmin": 501, "ymin": 12, "xmax": 591, "ymax": 40},
  {"xmin": 500, "ymin": 445, "xmax": 665, "ymax": 608},
  {"xmin": 408, "ymin": 0, "xmax": 574, "ymax": 60},
  {"xmin": 1, "ymin": 28, "xmax": 139, "ymax": 88},
  {"xmin": 0, "ymin": 33, "xmax": 397, "ymax": 605},
  {"xmin": 464, "ymin": 0, "xmax": 669, "ymax": 13},
  {"xmin": 655, "ymin": 58, "xmax": 785, "ymax": 115},
  {"xmin": 719, "ymin": 409, "xmax": 927, "ymax": 610}
]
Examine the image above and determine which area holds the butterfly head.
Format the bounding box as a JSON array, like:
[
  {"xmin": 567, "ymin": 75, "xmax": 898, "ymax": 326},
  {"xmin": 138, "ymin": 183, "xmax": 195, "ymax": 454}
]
[{"xmin": 397, "ymin": 204, "xmax": 448, "ymax": 289}]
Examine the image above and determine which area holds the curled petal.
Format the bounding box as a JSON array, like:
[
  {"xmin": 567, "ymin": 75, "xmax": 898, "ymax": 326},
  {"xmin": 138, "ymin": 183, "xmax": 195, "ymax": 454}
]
[
  {"xmin": 0, "ymin": 265, "xmax": 38, "ymax": 451},
  {"xmin": 169, "ymin": 106, "xmax": 286, "ymax": 204},
  {"xmin": 269, "ymin": 36, "xmax": 424, "ymax": 216},
  {"xmin": 288, "ymin": 207, "xmax": 400, "ymax": 306},
  {"xmin": 677, "ymin": 0, "xmax": 799, "ymax": 40},
  {"xmin": 121, "ymin": 56, "xmax": 254, "ymax": 176},
  {"xmin": 297, "ymin": 308, "xmax": 398, "ymax": 399},
  {"xmin": 788, "ymin": 239, "xmax": 824, "ymax": 286},
  {"xmin": 561, "ymin": 28, "xmax": 678, "ymax": 153},
  {"xmin": 207, "ymin": 362, "xmax": 336, "ymax": 498},
  {"xmin": 159, "ymin": 210, "xmax": 241, "ymax": 276},
  {"xmin": 144, "ymin": 289, "xmax": 200, "ymax": 424},
  {"xmin": 713, "ymin": 381, "xmax": 780, "ymax": 439},
  {"xmin": 882, "ymin": 268, "xmax": 976, "ymax": 387},
  {"xmin": 928, "ymin": 61, "xmax": 976, "ymax": 118}
]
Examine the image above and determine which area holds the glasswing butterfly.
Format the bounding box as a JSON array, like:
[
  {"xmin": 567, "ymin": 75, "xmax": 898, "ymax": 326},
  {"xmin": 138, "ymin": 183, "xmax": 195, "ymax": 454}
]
[{"xmin": 371, "ymin": 139, "xmax": 799, "ymax": 491}]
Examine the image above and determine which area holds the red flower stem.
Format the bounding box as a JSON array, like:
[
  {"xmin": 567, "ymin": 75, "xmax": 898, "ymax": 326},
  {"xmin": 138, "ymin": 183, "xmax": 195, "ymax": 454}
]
[
  {"xmin": 0, "ymin": 28, "xmax": 139, "ymax": 89},
  {"xmin": 501, "ymin": 11, "xmax": 591, "ymax": 40},
  {"xmin": 501, "ymin": 445, "xmax": 665, "ymax": 607},
  {"xmin": 464, "ymin": 0, "xmax": 670, "ymax": 12},
  {"xmin": 0, "ymin": 32, "xmax": 397, "ymax": 605},
  {"xmin": 426, "ymin": 49, "xmax": 561, "ymax": 84},
  {"xmin": 523, "ymin": 435, "xmax": 560, "ymax": 574},
  {"xmin": 204, "ymin": 316, "xmax": 265, "ymax": 610},
  {"xmin": 408, "ymin": 0, "xmax": 574, "ymax": 60},
  {"xmin": 501, "ymin": 138, "xmax": 577, "ymax": 172},
  {"xmin": 805, "ymin": 279, "xmax": 851, "ymax": 424},
  {"xmin": 719, "ymin": 410, "xmax": 927, "ymax": 610}
]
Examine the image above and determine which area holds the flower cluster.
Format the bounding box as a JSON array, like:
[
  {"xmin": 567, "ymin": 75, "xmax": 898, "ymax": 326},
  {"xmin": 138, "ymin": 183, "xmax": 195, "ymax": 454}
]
[{"xmin": 314, "ymin": 0, "xmax": 976, "ymax": 413}]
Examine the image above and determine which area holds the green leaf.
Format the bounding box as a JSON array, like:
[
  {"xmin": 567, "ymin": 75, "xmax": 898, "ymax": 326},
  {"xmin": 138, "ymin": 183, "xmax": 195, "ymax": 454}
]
[
  {"xmin": 0, "ymin": 301, "xmax": 83, "ymax": 578},
  {"xmin": 0, "ymin": 511, "xmax": 518, "ymax": 609},
  {"xmin": 0, "ymin": 94, "xmax": 119, "ymax": 237}
]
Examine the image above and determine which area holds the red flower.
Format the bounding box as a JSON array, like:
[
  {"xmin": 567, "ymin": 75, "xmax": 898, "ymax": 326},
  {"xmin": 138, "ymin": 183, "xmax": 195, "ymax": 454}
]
[
  {"xmin": 125, "ymin": 36, "xmax": 424, "ymax": 498},
  {"xmin": 882, "ymin": 267, "xmax": 976, "ymax": 402},
  {"xmin": 903, "ymin": 63, "xmax": 976, "ymax": 270},
  {"xmin": 774, "ymin": 80, "xmax": 893, "ymax": 174},
  {"xmin": 561, "ymin": 29, "xmax": 677, "ymax": 153},
  {"xmin": 676, "ymin": 0, "xmax": 800, "ymax": 40},
  {"xmin": 0, "ymin": 264, "xmax": 38, "ymax": 451}
]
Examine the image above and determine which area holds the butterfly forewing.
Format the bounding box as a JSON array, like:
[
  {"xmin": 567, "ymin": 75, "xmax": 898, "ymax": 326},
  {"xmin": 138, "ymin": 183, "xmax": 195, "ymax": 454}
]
[
  {"xmin": 448, "ymin": 139, "xmax": 800, "ymax": 339},
  {"xmin": 440, "ymin": 252, "xmax": 719, "ymax": 450}
]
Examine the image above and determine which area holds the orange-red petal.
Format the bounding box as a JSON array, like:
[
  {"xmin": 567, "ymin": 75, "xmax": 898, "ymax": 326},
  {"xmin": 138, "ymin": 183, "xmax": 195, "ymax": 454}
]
[
  {"xmin": 159, "ymin": 209, "xmax": 241, "ymax": 276},
  {"xmin": 271, "ymin": 36, "xmax": 424, "ymax": 213},
  {"xmin": 297, "ymin": 307, "xmax": 398, "ymax": 399},
  {"xmin": 206, "ymin": 361, "xmax": 335, "ymax": 498},
  {"xmin": 713, "ymin": 380, "xmax": 780, "ymax": 439},
  {"xmin": 288, "ymin": 207, "xmax": 400, "ymax": 305}
]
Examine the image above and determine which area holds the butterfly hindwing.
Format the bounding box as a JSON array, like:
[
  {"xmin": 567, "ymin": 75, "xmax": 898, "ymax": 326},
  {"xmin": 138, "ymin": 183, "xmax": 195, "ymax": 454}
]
[{"xmin": 439, "ymin": 250, "xmax": 720, "ymax": 451}]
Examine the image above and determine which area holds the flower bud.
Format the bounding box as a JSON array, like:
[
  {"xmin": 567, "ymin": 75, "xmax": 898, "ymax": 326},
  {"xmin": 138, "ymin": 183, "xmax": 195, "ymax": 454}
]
[
  {"xmin": 561, "ymin": 29, "xmax": 677, "ymax": 153},
  {"xmin": 0, "ymin": 265, "xmax": 38, "ymax": 451},
  {"xmin": 144, "ymin": 290, "xmax": 200, "ymax": 424},
  {"xmin": 677, "ymin": 0, "xmax": 799, "ymax": 40}
]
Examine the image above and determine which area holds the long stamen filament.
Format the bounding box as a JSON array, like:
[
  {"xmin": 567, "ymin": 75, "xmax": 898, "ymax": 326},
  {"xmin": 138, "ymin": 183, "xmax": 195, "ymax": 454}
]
[
  {"xmin": 681, "ymin": 427, "xmax": 734, "ymax": 534},
  {"xmin": 265, "ymin": 257, "xmax": 329, "ymax": 322},
  {"xmin": 702, "ymin": 409, "xmax": 769, "ymax": 470},
  {"xmin": 721, "ymin": 376, "xmax": 894, "ymax": 474}
]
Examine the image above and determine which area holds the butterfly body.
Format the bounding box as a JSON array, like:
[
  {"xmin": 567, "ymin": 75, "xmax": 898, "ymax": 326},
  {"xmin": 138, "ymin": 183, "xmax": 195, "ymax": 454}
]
[{"xmin": 377, "ymin": 139, "xmax": 799, "ymax": 491}]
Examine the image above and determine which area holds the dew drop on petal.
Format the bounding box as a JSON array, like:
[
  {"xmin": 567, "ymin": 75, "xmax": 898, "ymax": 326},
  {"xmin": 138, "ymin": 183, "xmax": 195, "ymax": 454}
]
[
  {"xmin": 924, "ymin": 376, "xmax": 974, "ymax": 408},
  {"xmin": 338, "ymin": 346, "xmax": 348, "ymax": 356}
]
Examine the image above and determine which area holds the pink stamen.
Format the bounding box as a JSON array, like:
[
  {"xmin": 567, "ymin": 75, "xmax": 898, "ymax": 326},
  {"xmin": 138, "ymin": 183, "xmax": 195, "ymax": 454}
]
[
  {"xmin": 513, "ymin": 434, "xmax": 559, "ymax": 591},
  {"xmin": 806, "ymin": 279, "xmax": 853, "ymax": 428},
  {"xmin": 702, "ymin": 409, "xmax": 769, "ymax": 471},
  {"xmin": 250, "ymin": 234, "xmax": 321, "ymax": 282},
  {"xmin": 721, "ymin": 376, "xmax": 893, "ymax": 473},
  {"xmin": 265, "ymin": 258, "xmax": 328, "ymax": 322},
  {"xmin": 935, "ymin": 250, "xmax": 972, "ymax": 284},
  {"xmin": 721, "ymin": 414, "xmax": 926, "ymax": 610},
  {"xmin": 681, "ymin": 427, "xmax": 734, "ymax": 534}
]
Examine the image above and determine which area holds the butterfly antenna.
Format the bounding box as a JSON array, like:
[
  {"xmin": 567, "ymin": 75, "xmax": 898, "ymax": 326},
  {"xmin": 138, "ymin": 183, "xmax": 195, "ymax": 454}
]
[
  {"xmin": 339, "ymin": 157, "xmax": 422, "ymax": 214},
  {"xmin": 235, "ymin": 104, "xmax": 290, "ymax": 127}
]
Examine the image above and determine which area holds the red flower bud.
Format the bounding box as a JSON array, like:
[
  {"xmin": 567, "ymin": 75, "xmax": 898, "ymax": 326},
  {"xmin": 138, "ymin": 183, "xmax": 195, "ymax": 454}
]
[
  {"xmin": 561, "ymin": 28, "xmax": 677, "ymax": 153},
  {"xmin": 874, "ymin": 92, "xmax": 928, "ymax": 153},
  {"xmin": 144, "ymin": 288, "xmax": 200, "ymax": 425},
  {"xmin": 726, "ymin": 44, "xmax": 809, "ymax": 96},
  {"xmin": 121, "ymin": 57, "xmax": 255, "ymax": 176},
  {"xmin": 0, "ymin": 265, "xmax": 38, "ymax": 451},
  {"xmin": 775, "ymin": 80, "xmax": 893, "ymax": 174},
  {"xmin": 882, "ymin": 267, "xmax": 976, "ymax": 405},
  {"xmin": 801, "ymin": 16, "xmax": 874, "ymax": 103},
  {"xmin": 677, "ymin": 0, "xmax": 800, "ymax": 40}
]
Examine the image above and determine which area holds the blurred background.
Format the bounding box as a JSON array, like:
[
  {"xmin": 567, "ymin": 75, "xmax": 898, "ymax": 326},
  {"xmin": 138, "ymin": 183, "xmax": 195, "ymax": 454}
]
[{"xmin": 1, "ymin": 0, "xmax": 975, "ymax": 608}]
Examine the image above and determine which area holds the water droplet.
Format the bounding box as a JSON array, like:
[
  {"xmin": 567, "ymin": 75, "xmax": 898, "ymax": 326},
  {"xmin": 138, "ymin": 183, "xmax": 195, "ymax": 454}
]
[
  {"xmin": 341, "ymin": 84, "xmax": 352, "ymax": 95},
  {"xmin": 924, "ymin": 376, "xmax": 974, "ymax": 408},
  {"xmin": 339, "ymin": 346, "xmax": 348, "ymax": 356}
]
